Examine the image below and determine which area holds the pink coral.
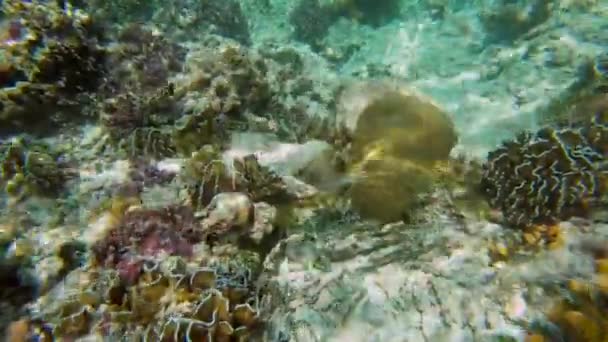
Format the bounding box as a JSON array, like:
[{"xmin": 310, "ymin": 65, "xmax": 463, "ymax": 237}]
[{"xmin": 92, "ymin": 205, "xmax": 202, "ymax": 283}]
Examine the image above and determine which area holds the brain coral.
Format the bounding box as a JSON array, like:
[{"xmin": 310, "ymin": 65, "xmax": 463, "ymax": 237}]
[
  {"xmin": 335, "ymin": 81, "xmax": 458, "ymax": 223},
  {"xmin": 481, "ymin": 110, "xmax": 607, "ymax": 228}
]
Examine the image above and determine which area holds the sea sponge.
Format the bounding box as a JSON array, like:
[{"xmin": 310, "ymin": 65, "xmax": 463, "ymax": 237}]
[{"xmin": 481, "ymin": 110, "xmax": 607, "ymax": 228}]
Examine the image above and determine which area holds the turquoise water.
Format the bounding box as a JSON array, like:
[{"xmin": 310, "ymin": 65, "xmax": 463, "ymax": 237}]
[{"xmin": 0, "ymin": 0, "xmax": 607, "ymax": 341}]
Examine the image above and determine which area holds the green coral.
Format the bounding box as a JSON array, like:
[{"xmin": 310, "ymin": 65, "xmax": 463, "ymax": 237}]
[
  {"xmin": 0, "ymin": 0, "xmax": 106, "ymax": 133},
  {"xmin": 0, "ymin": 137, "xmax": 70, "ymax": 200}
]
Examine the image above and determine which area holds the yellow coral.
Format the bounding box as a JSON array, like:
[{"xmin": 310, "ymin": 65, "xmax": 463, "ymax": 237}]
[{"xmin": 336, "ymin": 82, "xmax": 458, "ymax": 223}]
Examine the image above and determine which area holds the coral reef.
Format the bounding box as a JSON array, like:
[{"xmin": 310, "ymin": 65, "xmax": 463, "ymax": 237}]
[
  {"xmin": 289, "ymin": 0, "xmax": 335, "ymax": 49},
  {"xmin": 481, "ymin": 110, "xmax": 608, "ymax": 228},
  {"xmin": 91, "ymin": 205, "xmax": 203, "ymax": 284},
  {"xmin": 334, "ymin": 81, "xmax": 458, "ymax": 223},
  {"xmin": 201, "ymin": 192, "xmax": 255, "ymax": 241},
  {"xmin": 121, "ymin": 158, "xmax": 178, "ymax": 196},
  {"xmin": 289, "ymin": 0, "xmax": 401, "ymax": 49},
  {"xmin": 182, "ymin": 145, "xmax": 289, "ymax": 209},
  {"xmin": 478, "ymin": 0, "xmax": 554, "ymax": 43},
  {"xmin": 538, "ymin": 51, "xmax": 608, "ymax": 126},
  {"xmin": 0, "ymin": 0, "xmax": 106, "ymax": 133},
  {"xmin": 26, "ymin": 258, "xmax": 261, "ymax": 340},
  {"xmin": 0, "ymin": 136, "xmax": 73, "ymax": 201},
  {"xmin": 174, "ymin": 44, "xmax": 272, "ymax": 154},
  {"xmin": 523, "ymin": 236, "xmax": 608, "ymax": 342},
  {"xmin": 260, "ymin": 188, "xmax": 564, "ymax": 342},
  {"xmin": 194, "ymin": 0, "xmax": 251, "ymax": 44},
  {"xmin": 325, "ymin": 0, "xmax": 402, "ymax": 27},
  {"xmin": 99, "ymin": 24, "xmax": 184, "ymax": 158},
  {"xmin": 89, "ymin": 0, "xmax": 250, "ymax": 44}
]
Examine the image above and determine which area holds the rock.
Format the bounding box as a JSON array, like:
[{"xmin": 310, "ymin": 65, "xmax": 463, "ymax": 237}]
[
  {"xmin": 258, "ymin": 190, "xmax": 590, "ymax": 341},
  {"xmin": 201, "ymin": 192, "xmax": 255, "ymax": 238},
  {"xmin": 250, "ymin": 202, "xmax": 277, "ymax": 244}
]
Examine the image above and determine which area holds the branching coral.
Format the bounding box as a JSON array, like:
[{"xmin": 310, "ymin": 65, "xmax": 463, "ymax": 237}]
[
  {"xmin": 481, "ymin": 110, "xmax": 608, "ymax": 228},
  {"xmin": 0, "ymin": 0, "xmax": 106, "ymax": 133},
  {"xmin": 98, "ymin": 24, "xmax": 184, "ymax": 158},
  {"xmin": 182, "ymin": 145, "xmax": 289, "ymax": 210}
]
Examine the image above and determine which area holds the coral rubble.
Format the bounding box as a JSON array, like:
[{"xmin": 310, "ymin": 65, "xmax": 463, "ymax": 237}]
[{"xmin": 481, "ymin": 110, "xmax": 608, "ymax": 228}]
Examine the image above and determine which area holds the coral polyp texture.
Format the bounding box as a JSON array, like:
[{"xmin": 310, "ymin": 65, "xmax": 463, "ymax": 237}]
[
  {"xmin": 28, "ymin": 259, "xmax": 260, "ymax": 340},
  {"xmin": 335, "ymin": 81, "xmax": 458, "ymax": 223},
  {"xmin": 183, "ymin": 145, "xmax": 288, "ymax": 209},
  {"xmin": 0, "ymin": 0, "xmax": 106, "ymax": 133},
  {"xmin": 481, "ymin": 110, "xmax": 608, "ymax": 228},
  {"xmin": 0, "ymin": 136, "xmax": 72, "ymax": 200},
  {"xmin": 91, "ymin": 205, "xmax": 203, "ymax": 283}
]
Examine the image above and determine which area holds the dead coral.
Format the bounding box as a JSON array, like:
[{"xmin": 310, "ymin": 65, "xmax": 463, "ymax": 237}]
[{"xmin": 481, "ymin": 110, "xmax": 608, "ymax": 228}]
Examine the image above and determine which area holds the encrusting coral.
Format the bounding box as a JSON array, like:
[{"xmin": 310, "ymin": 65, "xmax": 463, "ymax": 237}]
[
  {"xmin": 182, "ymin": 144, "xmax": 289, "ymax": 210},
  {"xmin": 91, "ymin": 205, "xmax": 203, "ymax": 284},
  {"xmin": 481, "ymin": 110, "xmax": 607, "ymax": 228}
]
